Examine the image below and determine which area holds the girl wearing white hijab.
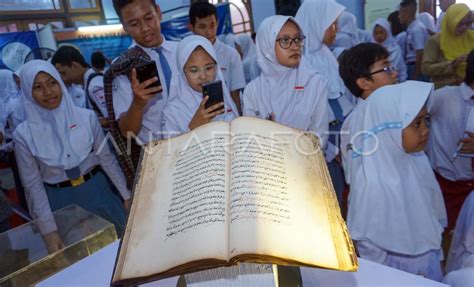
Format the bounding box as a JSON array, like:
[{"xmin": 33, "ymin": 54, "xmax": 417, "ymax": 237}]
[
  {"xmin": 163, "ymin": 35, "xmax": 238, "ymax": 137},
  {"xmin": 296, "ymin": 0, "xmax": 352, "ymax": 205},
  {"xmin": 0, "ymin": 69, "xmax": 25, "ymax": 150},
  {"xmin": 371, "ymin": 18, "xmax": 408, "ymax": 82},
  {"xmin": 242, "ymin": 15, "xmax": 329, "ymax": 148},
  {"xmin": 235, "ymin": 34, "xmax": 259, "ymax": 83},
  {"xmin": 13, "ymin": 60, "xmax": 130, "ymax": 249},
  {"xmin": 343, "ymin": 81, "xmax": 447, "ymax": 281},
  {"xmin": 333, "ymin": 11, "xmax": 359, "ymax": 49}
]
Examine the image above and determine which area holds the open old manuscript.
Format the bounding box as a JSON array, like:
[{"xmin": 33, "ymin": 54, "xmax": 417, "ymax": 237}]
[{"xmin": 111, "ymin": 117, "xmax": 358, "ymax": 286}]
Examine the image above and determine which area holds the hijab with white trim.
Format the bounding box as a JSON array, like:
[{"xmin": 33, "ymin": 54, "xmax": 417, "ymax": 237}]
[
  {"xmin": 162, "ymin": 35, "xmax": 238, "ymax": 137},
  {"xmin": 345, "ymin": 81, "xmax": 447, "ymax": 255},
  {"xmin": 295, "ymin": 0, "xmax": 346, "ymax": 100},
  {"xmin": 14, "ymin": 60, "xmax": 93, "ymax": 169},
  {"xmin": 243, "ymin": 15, "xmax": 329, "ymax": 146}
]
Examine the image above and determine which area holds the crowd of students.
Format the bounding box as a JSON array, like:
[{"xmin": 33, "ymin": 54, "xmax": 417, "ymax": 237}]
[{"xmin": 0, "ymin": 0, "xmax": 472, "ymax": 284}]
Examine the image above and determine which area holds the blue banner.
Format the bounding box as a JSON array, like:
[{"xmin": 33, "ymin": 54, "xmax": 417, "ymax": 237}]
[
  {"xmin": 162, "ymin": 3, "xmax": 233, "ymax": 41},
  {"xmin": 58, "ymin": 35, "xmax": 132, "ymax": 66},
  {"xmin": 0, "ymin": 31, "xmax": 39, "ymax": 71}
]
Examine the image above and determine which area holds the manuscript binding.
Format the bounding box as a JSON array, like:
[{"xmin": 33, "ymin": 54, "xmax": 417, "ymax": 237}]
[{"xmin": 111, "ymin": 117, "xmax": 358, "ymax": 286}]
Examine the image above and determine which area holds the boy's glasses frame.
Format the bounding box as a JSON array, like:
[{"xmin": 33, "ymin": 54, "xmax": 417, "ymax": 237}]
[
  {"xmin": 369, "ymin": 65, "xmax": 397, "ymax": 76},
  {"xmin": 275, "ymin": 36, "xmax": 306, "ymax": 49}
]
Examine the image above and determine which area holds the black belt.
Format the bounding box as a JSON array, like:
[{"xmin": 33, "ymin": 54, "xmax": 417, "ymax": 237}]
[
  {"xmin": 45, "ymin": 166, "xmax": 101, "ymax": 188},
  {"xmin": 406, "ymin": 61, "xmax": 416, "ymax": 65}
]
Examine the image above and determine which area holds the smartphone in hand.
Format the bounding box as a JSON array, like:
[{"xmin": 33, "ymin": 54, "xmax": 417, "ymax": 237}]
[
  {"xmin": 202, "ymin": 80, "xmax": 224, "ymax": 109},
  {"xmin": 135, "ymin": 61, "xmax": 161, "ymax": 89}
]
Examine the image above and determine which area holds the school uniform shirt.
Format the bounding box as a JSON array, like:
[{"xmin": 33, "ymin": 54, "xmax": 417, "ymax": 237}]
[
  {"xmin": 83, "ymin": 68, "xmax": 108, "ymax": 118},
  {"xmin": 213, "ymin": 38, "xmax": 246, "ymax": 93},
  {"xmin": 418, "ymin": 12, "xmax": 436, "ymax": 35},
  {"xmin": 404, "ymin": 19, "xmax": 428, "ymax": 64},
  {"xmin": 0, "ymin": 69, "xmax": 25, "ymax": 151},
  {"xmin": 67, "ymin": 84, "xmax": 87, "ymax": 109},
  {"xmin": 343, "ymin": 81, "xmax": 446, "ymax": 256},
  {"xmin": 243, "ymin": 15, "xmax": 329, "ymax": 149},
  {"xmin": 235, "ymin": 34, "xmax": 258, "ymax": 84},
  {"xmin": 296, "ymin": 0, "xmax": 353, "ymax": 161},
  {"xmin": 395, "ymin": 31, "xmax": 407, "ymax": 60},
  {"xmin": 436, "ymin": 11, "xmax": 446, "ymax": 32},
  {"xmin": 371, "ymin": 18, "xmax": 408, "ymax": 82},
  {"xmin": 357, "ymin": 28, "xmax": 373, "ymax": 44},
  {"xmin": 162, "ymin": 35, "xmax": 238, "ymax": 137},
  {"xmin": 112, "ymin": 37, "xmax": 177, "ymax": 144},
  {"xmin": 13, "ymin": 60, "xmax": 130, "ymax": 234},
  {"xmin": 426, "ymin": 83, "xmax": 474, "ymax": 181}
]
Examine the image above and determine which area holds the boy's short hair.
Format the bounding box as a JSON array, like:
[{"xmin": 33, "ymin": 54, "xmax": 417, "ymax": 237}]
[
  {"xmin": 113, "ymin": 0, "xmax": 155, "ymax": 20},
  {"xmin": 91, "ymin": 51, "xmax": 107, "ymax": 70},
  {"xmin": 465, "ymin": 49, "xmax": 474, "ymax": 86},
  {"xmin": 387, "ymin": 11, "xmax": 406, "ymax": 36},
  {"xmin": 189, "ymin": 1, "xmax": 217, "ymax": 26},
  {"xmin": 400, "ymin": 0, "xmax": 417, "ymax": 9},
  {"xmin": 51, "ymin": 45, "xmax": 89, "ymax": 68},
  {"xmin": 338, "ymin": 43, "xmax": 389, "ymax": 98}
]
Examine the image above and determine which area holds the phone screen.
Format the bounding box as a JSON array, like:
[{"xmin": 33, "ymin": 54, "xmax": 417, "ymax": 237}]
[
  {"xmin": 135, "ymin": 61, "xmax": 161, "ymax": 88},
  {"xmin": 202, "ymin": 80, "xmax": 224, "ymax": 109}
]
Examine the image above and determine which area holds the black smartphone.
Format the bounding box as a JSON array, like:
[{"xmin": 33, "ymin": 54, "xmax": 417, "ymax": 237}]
[
  {"xmin": 202, "ymin": 80, "xmax": 224, "ymax": 109},
  {"xmin": 135, "ymin": 61, "xmax": 161, "ymax": 89}
]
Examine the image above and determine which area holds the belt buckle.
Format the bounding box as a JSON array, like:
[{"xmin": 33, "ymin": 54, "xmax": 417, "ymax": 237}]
[{"xmin": 70, "ymin": 176, "xmax": 85, "ymax": 187}]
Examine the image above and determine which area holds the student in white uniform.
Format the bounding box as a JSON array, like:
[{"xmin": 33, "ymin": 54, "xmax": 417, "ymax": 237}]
[
  {"xmin": 13, "ymin": 60, "xmax": 131, "ymax": 252},
  {"xmin": 342, "ymin": 80, "xmax": 447, "ymax": 281},
  {"xmin": 111, "ymin": 0, "xmax": 177, "ymax": 144},
  {"xmin": 418, "ymin": 12, "xmax": 437, "ymax": 36},
  {"xmin": 242, "ymin": 15, "xmax": 329, "ymax": 149},
  {"xmin": 437, "ymin": 0, "xmax": 457, "ymax": 32},
  {"xmin": 296, "ymin": 0, "xmax": 353, "ymax": 205},
  {"xmin": 188, "ymin": 2, "xmax": 246, "ymax": 113},
  {"xmin": 162, "ymin": 35, "xmax": 238, "ymax": 137},
  {"xmin": 398, "ymin": 0, "xmax": 428, "ymax": 81},
  {"xmin": 51, "ymin": 45, "xmax": 108, "ymax": 126},
  {"xmin": 0, "ymin": 69, "xmax": 25, "ymax": 149},
  {"xmin": 371, "ymin": 18, "xmax": 408, "ymax": 82},
  {"xmin": 426, "ymin": 50, "xmax": 474, "ymax": 232},
  {"xmin": 338, "ymin": 43, "xmax": 399, "ymax": 183},
  {"xmin": 235, "ymin": 33, "xmax": 258, "ymax": 84},
  {"xmin": 333, "ymin": 11, "xmax": 359, "ymax": 49}
]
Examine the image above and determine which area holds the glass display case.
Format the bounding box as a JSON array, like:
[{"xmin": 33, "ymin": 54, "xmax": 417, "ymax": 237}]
[{"xmin": 0, "ymin": 204, "xmax": 117, "ymax": 287}]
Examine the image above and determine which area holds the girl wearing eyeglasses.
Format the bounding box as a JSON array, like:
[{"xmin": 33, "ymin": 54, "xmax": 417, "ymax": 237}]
[
  {"xmin": 162, "ymin": 35, "xmax": 239, "ymax": 137},
  {"xmin": 242, "ymin": 15, "xmax": 329, "ymax": 150}
]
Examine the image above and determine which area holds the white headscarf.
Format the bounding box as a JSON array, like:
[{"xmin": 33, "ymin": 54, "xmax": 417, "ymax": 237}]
[
  {"xmin": 223, "ymin": 33, "xmax": 237, "ymax": 48},
  {"xmin": 345, "ymin": 81, "xmax": 447, "ymax": 255},
  {"xmin": 0, "ymin": 69, "xmax": 20, "ymax": 103},
  {"xmin": 15, "ymin": 60, "xmax": 93, "ymax": 170},
  {"xmin": 162, "ymin": 35, "xmax": 238, "ymax": 137},
  {"xmin": 418, "ymin": 12, "xmax": 436, "ymax": 34},
  {"xmin": 335, "ymin": 11, "xmax": 359, "ymax": 48},
  {"xmin": 295, "ymin": 0, "xmax": 346, "ymax": 100},
  {"xmin": 245, "ymin": 15, "xmax": 328, "ymax": 145}
]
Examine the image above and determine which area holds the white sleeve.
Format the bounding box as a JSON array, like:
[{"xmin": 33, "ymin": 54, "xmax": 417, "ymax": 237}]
[
  {"xmin": 308, "ymin": 78, "xmax": 330, "ymax": 150},
  {"xmin": 87, "ymin": 76, "xmax": 108, "ymax": 118},
  {"xmin": 241, "ymin": 82, "xmax": 260, "ymax": 117},
  {"xmin": 91, "ymin": 113, "xmax": 131, "ymax": 200},
  {"xmin": 112, "ymin": 75, "xmax": 133, "ymax": 120},
  {"xmin": 13, "ymin": 131, "xmax": 57, "ymax": 234},
  {"xmin": 229, "ymin": 50, "xmax": 246, "ymax": 92}
]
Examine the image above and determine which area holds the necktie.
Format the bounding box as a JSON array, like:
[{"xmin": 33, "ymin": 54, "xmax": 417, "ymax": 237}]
[{"xmin": 154, "ymin": 47, "xmax": 172, "ymax": 93}]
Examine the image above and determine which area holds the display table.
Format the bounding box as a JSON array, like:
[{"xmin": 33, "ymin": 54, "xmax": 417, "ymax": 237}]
[
  {"xmin": 0, "ymin": 205, "xmax": 117, "ymax": 286},
  {"xmin": 37, "ymin": 240, "xmax": 447, "ymax": 286}
]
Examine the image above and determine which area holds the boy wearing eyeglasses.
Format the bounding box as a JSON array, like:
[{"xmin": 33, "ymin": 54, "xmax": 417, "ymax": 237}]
[
  {"xmin": 242, "ymin": 16, "xmax": 329, "ymax": 149},
  {"xmin": 188, "ymin": 2, "xmax": 246, "ymax": 114}
]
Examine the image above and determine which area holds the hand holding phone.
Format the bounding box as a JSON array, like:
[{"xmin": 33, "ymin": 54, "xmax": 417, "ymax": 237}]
[
  {"xmin": 135, "ymin": 61, "xmax": 161, "ymax": 89},
  {"xmin": 202, "ymin": 80, "xmax": 224, "ymax": 109}
]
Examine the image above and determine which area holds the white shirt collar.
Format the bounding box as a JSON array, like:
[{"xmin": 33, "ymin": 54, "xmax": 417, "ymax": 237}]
[
  {"xmin": 131, "ymin": 35, "xmax": 171, "ymax": 52},
  {"xmin": 460, "ymin": 82, "xmax": 474, "ymax": 101}
]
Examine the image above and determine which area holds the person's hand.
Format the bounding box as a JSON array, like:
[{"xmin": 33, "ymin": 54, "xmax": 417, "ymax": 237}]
[
  {"xmin": 130, "ymin": 68, "xmax": 162, "ymax": 109},
  {"xmin": 459, "ymin": 131, "xmax": 474, "ymax": 154},
  {"xmin": 451, "ymin": 54, "xmax": 468, "ymax": 69},
  {"xmin": 188, "ymin": 96, "xmax": 225, "ymax": 130},
  {"xmin": 124, "ymin": 199, "xmax": 131, "ymax": 212},
  {"xmin": 43, "ymin": 231, "xmax": 64, "ymax": 254}
]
